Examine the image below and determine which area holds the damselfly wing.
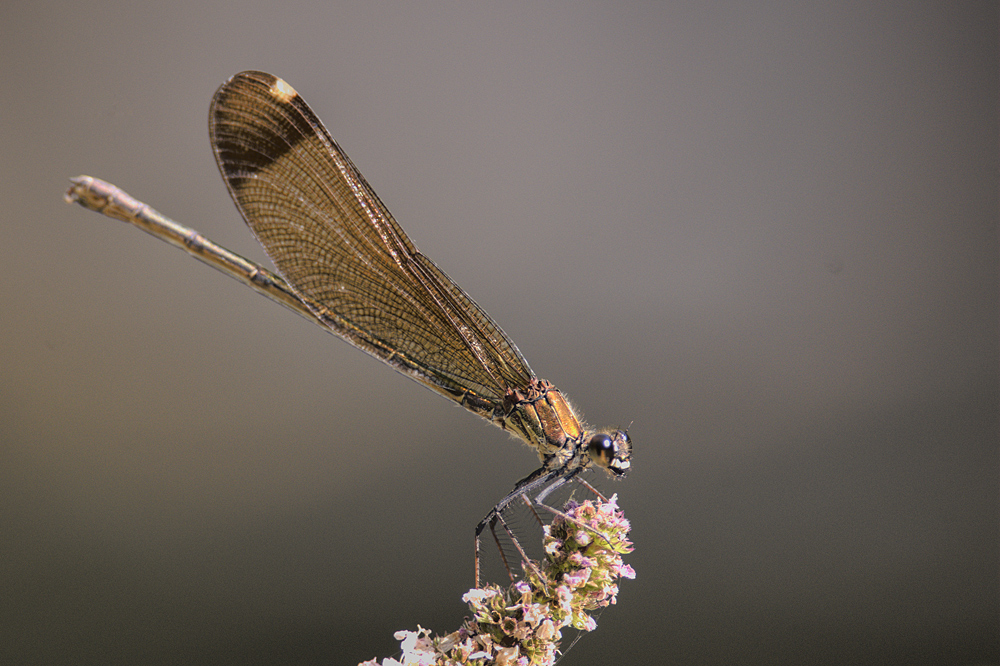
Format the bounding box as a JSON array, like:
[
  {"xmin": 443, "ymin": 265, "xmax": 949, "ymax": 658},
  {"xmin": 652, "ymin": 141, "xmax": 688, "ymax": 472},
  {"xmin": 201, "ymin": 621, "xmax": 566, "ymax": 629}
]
[{"xmin": 209, "ymin": 72, "xmax": 632, "ymax": 583}]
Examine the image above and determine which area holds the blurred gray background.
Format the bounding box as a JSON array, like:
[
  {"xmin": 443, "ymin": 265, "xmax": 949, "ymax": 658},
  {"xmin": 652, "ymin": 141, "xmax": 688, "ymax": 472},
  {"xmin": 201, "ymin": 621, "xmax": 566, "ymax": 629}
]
[{"xmin": 2, "ymin": 2, "xmax": 996, "ymax": 665}]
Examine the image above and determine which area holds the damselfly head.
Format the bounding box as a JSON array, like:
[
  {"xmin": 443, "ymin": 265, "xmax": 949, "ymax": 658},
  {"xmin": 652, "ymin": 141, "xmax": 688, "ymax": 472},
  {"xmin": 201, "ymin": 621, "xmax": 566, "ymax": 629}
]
[{"xmin": 586, "ymin": 429, "xmax": 631, "ymax": 478}]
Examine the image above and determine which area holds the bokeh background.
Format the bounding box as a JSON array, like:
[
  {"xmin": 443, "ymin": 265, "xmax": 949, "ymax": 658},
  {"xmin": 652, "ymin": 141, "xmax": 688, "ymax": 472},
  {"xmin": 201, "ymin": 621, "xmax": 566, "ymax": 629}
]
[{"xmin": 2, "ymin": 2, "xmax": 996, "ymax": 665}]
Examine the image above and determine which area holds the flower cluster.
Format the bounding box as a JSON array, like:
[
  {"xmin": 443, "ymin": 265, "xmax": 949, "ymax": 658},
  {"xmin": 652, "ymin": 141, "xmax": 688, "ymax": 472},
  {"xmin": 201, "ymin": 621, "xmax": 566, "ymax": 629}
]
[{"xmin": 359, "ymin": 494, "xmax": 634, "ymax": 666}]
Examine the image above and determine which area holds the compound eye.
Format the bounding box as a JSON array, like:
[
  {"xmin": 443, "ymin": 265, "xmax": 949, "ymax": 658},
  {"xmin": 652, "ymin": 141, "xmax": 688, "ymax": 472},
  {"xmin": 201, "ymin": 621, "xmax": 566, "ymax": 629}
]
[{"xmin": 587, "ymin": 433, "xmax": 615, "ymax": 468}]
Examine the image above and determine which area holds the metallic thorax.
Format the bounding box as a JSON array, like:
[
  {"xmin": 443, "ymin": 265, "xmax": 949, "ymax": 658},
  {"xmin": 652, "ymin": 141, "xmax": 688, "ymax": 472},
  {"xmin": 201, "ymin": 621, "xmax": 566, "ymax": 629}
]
[{"xmin": 496, "ymin": 378, "xmax": 632, "ymax": 478}]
